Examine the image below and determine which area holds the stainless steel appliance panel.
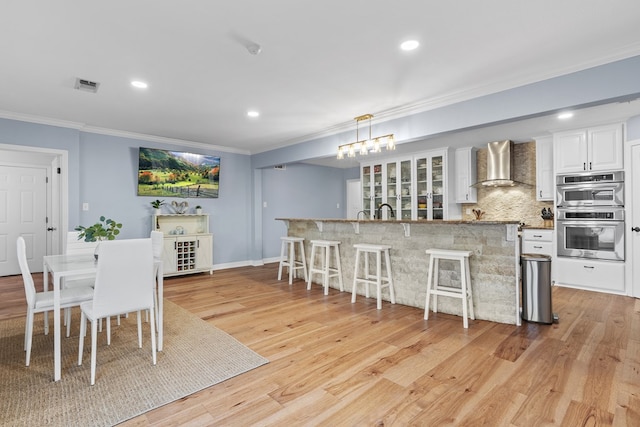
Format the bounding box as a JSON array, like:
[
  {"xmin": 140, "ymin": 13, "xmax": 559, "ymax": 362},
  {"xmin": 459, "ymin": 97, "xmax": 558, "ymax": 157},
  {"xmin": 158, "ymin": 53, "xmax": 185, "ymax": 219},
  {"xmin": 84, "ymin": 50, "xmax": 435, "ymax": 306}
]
[
  {"xmin": 556, "ymin": 181, "xmax": 624, "ymax": 207},
  {"xmin": 557, "ymin": 215, "xmax": 625, "ymax": 261}
]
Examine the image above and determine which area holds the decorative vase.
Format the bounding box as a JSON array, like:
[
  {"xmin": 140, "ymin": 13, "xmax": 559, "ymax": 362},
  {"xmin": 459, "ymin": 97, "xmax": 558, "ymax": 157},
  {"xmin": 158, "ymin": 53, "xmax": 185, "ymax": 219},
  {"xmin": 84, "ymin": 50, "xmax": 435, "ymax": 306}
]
[
  {"xmin": 196, "ymin": 208, "xmax": 202, "ymax": 215},
  {"xmin": 155, "ymin": 208, "xmax": 162, "ymax": 215}
]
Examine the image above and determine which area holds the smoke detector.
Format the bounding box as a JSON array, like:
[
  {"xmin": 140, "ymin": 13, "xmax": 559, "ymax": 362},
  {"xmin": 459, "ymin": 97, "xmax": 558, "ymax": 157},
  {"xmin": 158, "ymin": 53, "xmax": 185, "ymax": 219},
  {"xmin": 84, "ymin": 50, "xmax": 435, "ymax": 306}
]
[
  {"xmin": 74, "ymin": 78, "xmax": 100, "ymax": 93},
  {"xmin": 247, "ymin": 43, "xmax": 262, "ymax": 55}
]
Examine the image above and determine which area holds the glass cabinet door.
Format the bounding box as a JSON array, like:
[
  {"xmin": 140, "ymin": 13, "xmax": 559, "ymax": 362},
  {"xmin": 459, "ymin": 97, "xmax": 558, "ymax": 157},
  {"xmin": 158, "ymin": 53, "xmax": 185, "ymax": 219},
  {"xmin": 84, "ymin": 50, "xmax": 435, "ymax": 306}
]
[
  {"xmin": 361, "ymin": 165, "xmax": 372, "ymax": 218},
  {"xmin": 386, "ymin": 162, "xmax": 397, "ymax": 217},
  {"xmin": 431, "ymin": 155, "xmax": 444, "ymax": 220},
  {"xmin": 416, "ymin": 156, "xmax": 429, "ymax": 220},
  {"xmin": 398, "ymin": 159, "xmax": 412, "ymax": 220},
  {"xmin": 361, "ymin": 162, "xmax": 383, "ymax": 219},
  {"xmin": 372, "ymin": 163, "xmax": 383, "ymax": 217}
]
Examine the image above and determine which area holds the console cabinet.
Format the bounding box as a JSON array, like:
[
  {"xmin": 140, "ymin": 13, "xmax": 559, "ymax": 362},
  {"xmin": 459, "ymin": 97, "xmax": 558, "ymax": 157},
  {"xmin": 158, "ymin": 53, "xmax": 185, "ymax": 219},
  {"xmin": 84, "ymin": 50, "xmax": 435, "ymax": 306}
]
[{"xmin": 152, "ymin": 214, "xmax": 213, "ymax": 276}]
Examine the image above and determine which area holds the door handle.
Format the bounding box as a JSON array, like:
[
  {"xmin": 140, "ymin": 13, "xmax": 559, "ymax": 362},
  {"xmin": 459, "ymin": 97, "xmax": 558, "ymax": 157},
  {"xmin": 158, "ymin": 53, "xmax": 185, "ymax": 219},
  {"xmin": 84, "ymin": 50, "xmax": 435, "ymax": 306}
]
[
  {"xmin": 632, "ymin": 227, "xmax": 640, "ymax": 232},
  {"xmin": 47, "ymin": 227, "xmax": 56, "ymax": 231}
]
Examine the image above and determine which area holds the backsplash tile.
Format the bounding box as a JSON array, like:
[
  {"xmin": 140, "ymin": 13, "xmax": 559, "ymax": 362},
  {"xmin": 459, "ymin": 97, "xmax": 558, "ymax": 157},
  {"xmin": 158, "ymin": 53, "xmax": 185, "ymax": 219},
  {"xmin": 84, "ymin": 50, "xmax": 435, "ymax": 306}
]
[{"xmin": 461, "ymin": 141, "xmax": 554, "ymax": 227}]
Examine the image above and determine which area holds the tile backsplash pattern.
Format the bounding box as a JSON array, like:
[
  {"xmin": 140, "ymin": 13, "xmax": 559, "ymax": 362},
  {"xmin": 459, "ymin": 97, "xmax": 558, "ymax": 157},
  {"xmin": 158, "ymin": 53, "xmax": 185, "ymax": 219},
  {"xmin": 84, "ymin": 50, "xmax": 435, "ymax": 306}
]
[{"xmin": 462, "ymin": 141, "xmax": 554, "ymax": 227}]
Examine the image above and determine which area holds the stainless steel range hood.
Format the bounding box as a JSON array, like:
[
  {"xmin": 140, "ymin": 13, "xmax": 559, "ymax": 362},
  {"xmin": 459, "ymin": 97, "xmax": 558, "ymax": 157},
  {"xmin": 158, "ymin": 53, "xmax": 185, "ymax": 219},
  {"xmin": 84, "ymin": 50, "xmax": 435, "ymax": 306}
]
[{"xmin": 473, "ymin": 140, "xmax": 528, "ymax": 187}]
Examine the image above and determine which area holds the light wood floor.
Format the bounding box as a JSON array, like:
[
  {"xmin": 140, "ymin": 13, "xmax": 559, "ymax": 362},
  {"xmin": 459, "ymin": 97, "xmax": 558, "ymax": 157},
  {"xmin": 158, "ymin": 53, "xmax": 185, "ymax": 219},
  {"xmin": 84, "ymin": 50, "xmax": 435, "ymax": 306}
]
[{"xmin": 2, "ymin": 264, "xmax": 639, "ymax": 426}]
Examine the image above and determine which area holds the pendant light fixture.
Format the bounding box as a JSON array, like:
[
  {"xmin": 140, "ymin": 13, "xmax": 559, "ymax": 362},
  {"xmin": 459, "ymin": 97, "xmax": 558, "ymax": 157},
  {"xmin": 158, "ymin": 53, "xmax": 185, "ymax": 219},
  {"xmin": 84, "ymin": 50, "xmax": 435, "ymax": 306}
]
[{"xmin": 337, "ymin": 114, "xmax": 395, "ymax": 159}]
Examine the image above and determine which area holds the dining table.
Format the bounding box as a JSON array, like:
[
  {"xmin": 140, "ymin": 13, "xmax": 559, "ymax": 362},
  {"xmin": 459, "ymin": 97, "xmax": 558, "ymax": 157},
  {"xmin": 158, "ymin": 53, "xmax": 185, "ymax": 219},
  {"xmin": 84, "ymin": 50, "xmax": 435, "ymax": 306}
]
[{"xmin": 42, "ymin": 253, "xmax": 164, "ymax": 381}]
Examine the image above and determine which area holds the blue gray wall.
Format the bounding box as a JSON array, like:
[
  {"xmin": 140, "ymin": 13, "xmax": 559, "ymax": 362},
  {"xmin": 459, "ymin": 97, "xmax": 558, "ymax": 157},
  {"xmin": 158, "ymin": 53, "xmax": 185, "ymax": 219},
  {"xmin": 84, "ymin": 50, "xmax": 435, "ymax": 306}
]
[{"xmin": 261, "ymin": 163, "xmax": 349, "ymax": 259}]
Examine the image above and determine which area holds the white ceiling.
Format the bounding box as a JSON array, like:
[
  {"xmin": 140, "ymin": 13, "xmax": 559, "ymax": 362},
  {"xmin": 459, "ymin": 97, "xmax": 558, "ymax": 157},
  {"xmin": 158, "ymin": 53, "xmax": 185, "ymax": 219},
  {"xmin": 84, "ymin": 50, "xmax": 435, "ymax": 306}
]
[{"xmin": 2, "ymin": 1, "xmax": 640, "ymax": 158}]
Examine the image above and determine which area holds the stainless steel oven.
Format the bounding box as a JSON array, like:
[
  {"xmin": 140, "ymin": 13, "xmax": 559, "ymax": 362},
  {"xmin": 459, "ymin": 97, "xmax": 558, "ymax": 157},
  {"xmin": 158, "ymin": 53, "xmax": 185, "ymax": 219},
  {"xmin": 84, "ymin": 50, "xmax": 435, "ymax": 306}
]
[
  {"xmin": 556, "ymin": 171, "xmax": 624, "ymax": 207},
  {"xmin": 556, "ymin": 171, "xmax": 625, "ymax": 261},
  {"xmin": 556, "ymin": 207, "xmax": 625, "ymax": 261}
]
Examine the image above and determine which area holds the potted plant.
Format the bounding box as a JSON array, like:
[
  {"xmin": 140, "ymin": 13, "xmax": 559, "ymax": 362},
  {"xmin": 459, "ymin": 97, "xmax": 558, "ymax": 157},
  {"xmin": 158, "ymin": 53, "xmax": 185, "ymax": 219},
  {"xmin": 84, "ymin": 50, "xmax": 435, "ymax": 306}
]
[
  {"xmin": 151, "ymin": 199, "xmax": 165, "ymax": 215},
  {"xmin": 75, "ymin": 216, "xmax": 123, "ymax": 242},
  {"xmin": 195, "ymin": 205, "xmax": 202, "ymax": 215}
]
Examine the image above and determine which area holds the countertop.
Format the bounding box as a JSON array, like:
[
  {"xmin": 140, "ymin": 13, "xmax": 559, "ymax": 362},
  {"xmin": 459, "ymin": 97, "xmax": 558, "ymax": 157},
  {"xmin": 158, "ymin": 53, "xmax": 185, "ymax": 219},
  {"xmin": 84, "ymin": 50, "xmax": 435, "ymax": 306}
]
[{"xmin": 276, "ymin": 218, "xmax": 520, "ymax": 225}]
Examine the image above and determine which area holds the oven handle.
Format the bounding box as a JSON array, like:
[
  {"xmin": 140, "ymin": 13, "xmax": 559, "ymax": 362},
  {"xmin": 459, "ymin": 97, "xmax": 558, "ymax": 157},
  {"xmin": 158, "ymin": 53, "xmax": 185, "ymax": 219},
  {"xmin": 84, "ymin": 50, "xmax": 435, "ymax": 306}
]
[{"xmin": 557, "ymin": 220, "xmax": 624, "ymax": 226}]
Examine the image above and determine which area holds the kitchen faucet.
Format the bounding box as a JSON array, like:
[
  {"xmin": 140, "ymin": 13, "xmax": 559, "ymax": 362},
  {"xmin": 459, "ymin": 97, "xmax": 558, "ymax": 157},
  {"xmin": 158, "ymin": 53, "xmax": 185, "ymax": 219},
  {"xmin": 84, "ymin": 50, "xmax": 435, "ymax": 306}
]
[{"xmin": 376, "ymin": 203, "xmax": 395, "ymax": 220}]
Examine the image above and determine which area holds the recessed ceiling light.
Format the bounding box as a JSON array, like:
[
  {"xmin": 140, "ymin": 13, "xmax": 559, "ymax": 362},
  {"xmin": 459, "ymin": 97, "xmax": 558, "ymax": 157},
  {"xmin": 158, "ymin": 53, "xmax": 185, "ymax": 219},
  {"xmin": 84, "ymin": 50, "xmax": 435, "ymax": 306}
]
[
  {"xmin": 400, "ymin": 40, "xmax": 420, "ymax": 51},
  {"xmin": 558, "ymin": 112, "xmax": 574, "ymax": 120},
  {"xmin": 131, "ymin": 80, "xmax": 148, "ymax": 89},
  {"xmin": 247, "ymin": 110, "xmax": 260, "ymax": 118}
]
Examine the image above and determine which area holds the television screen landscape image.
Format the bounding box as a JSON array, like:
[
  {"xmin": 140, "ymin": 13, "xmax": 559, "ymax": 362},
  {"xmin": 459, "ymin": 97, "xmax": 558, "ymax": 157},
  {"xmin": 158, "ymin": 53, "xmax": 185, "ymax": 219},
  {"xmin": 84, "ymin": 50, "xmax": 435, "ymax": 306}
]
[{"xmin": 137, "ymin": 147, "xmax": 220, "ymax": 198}]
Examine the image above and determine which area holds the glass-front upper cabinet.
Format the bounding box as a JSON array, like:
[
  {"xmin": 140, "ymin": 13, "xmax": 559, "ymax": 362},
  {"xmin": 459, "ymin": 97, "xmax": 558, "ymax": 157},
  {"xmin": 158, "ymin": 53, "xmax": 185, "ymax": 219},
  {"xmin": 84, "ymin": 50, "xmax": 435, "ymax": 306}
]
[
  {"xmin": 384, "ymin": 159, "xmax": 412, "ymax": 220},
  {"xmin": 361, "ymin": 163, "xmax": 383, "ymax": 219},
  {"xmin": 361, "ymin": 150, "xmax": 458, "ymax": 221},
  {"xmin": 415, "ymin": 151, "xmax": 446, "ymax": 220}
]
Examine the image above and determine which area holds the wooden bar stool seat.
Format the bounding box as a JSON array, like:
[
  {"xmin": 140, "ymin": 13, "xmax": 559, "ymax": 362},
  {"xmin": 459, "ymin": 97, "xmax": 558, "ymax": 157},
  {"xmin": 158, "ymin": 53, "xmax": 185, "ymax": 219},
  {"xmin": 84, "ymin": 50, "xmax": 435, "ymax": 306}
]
[
  {"xmin": 351, "ymin": 243, "xmax": 395, "ymax": 309},
  {"xmin": 424, "ymin": 248, "xmax": 475, "ymax": 328},
  {"xmin": 278, "ymin": 237, "xmax": 308, "ymax": 285},
  {"xmin": 307, "ymin": 240, "xmax": 344, "ymax": 295}
]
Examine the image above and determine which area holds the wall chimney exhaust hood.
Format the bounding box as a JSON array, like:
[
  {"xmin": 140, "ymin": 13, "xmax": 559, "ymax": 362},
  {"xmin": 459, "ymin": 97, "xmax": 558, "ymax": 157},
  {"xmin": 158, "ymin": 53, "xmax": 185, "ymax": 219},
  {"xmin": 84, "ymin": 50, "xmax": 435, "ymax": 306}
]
[{"xmin": 473, "ymin": 140, "xmax": 529, "ymax": 187}]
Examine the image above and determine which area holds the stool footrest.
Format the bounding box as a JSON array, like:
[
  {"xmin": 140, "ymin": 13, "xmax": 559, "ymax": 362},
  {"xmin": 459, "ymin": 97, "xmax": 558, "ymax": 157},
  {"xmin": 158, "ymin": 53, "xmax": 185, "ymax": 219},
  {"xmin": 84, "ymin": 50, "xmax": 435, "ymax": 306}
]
[{"xmin": 431, "ymin": 288, "xmax": 465, "ymax": 298}]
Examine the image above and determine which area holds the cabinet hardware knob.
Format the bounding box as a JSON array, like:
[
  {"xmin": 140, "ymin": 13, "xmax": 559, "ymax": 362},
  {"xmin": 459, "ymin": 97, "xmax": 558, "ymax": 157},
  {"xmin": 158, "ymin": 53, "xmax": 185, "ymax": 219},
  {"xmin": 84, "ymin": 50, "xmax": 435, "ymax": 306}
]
[{"xmin": 632, "ymin": 227, "xmax": 640, "ymax": 232}]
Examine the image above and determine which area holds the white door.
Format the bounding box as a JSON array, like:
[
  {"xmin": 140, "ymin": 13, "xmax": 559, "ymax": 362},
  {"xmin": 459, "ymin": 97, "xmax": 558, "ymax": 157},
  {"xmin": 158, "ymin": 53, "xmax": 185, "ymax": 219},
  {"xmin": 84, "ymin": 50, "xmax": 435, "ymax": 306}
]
[
  {"xmin": 346, "ymin": 179, "xmax": 361, "ymax": 219},
  {"xmin": 629, "ymin": 140, "xmax": 640, "ymax": 298},
  {"xmin": 0, "ymin": 166, "xmax": 48, "ymax": 275}
]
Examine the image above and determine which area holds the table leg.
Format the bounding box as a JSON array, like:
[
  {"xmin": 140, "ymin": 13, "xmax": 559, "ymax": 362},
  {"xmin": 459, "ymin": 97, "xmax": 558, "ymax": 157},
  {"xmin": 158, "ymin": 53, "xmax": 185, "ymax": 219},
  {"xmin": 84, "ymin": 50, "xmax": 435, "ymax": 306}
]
[
  {"xmin": 42, "ymin": 263, "xmax": 49, "ymax": 334},
  {"xmin": 157, "ymin": 263, "xmax": 163, "ymax": 351},
  {"xmin": 53, "ymin": 274, "xmax": 61, "ymax": 381}
]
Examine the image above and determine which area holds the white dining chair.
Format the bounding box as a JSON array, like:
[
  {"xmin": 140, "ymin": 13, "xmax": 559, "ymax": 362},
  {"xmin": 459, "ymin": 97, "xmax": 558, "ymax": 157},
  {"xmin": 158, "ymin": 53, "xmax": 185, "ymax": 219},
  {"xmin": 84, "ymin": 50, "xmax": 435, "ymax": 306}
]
[
  {"xmin": 63, "ymin": 231, "xmax": 99, "ymax": 334},
  {"xmin": 16, "ymin": 237, "xmax": 93, "ymax": 366},
  {"xmin": 77, "ymin": 238, "xmax": 157, "ymax": 385}
]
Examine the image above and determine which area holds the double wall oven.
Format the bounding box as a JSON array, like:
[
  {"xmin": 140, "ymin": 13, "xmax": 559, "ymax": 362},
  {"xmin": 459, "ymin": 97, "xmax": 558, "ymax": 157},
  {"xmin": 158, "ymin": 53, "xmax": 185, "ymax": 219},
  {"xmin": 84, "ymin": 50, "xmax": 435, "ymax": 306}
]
[{"xmin": 556, "ymin": 171, "xmax": 625, "ymax": 262}]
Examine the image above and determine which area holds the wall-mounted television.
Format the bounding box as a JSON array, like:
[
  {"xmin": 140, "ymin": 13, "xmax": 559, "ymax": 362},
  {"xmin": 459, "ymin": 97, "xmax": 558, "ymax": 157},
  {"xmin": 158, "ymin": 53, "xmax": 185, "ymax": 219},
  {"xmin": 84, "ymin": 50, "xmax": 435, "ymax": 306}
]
[{"xmin": 137, "ymin": 147, "xmax": 220, "ymax": 198}]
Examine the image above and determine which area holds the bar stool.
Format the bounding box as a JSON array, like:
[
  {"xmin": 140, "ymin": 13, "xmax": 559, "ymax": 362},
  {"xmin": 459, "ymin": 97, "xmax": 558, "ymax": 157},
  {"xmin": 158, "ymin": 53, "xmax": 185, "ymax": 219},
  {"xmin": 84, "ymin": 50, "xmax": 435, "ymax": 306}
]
[
  {"xmin": 351, "ymin": 243, "xmax": 395, "ymax": 309},
  {"xmin": 424, "ymin": 249, "xmax": 475, "ymax": 328},
  {"xmin": 307, "ymin": 240, "xmax": 344, "ymax": 295},
  {"xmin": 278, "ymin": 236, "xmax": 308, "ymax": 285}
]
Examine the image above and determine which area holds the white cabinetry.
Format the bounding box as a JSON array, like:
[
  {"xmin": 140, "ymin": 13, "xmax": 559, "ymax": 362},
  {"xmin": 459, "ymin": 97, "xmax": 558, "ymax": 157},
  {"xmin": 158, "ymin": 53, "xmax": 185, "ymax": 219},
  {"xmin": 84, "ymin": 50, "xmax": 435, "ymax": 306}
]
[
  {"xmin": 415, "ymin": 149, "xmax": 459, "ymax": 220},
  {"xmin": 360, "ymin": 149, "xmax": 458, "ymax": 220},
  {"xmin": 152, "ymin": 214, "xmax": 213, "ymax": 276},
  {"xmin": 361, "ymin": 162, "xmax": 383, "ymax": 219},
  {"xmin": 534, "ymin": 136, "xmax": 554, "ymax": 201},
  {"xmin": 521, "ymin": 229, "xmax": 553, "ymax": 257},
  {"xmin": 455, "ymin": 147, "xmax": 477, "ymax": 203},
  {"xmin": 554, "ymin": 123, "xmax": 623, "ymax": 173},
  {"xmin": 362, "ymin": 157, "xmax": 413, "ymax": 220},
  {"xmin": 554, "ymin": 257, "xmax": 625, "ymax": 294},
  {"xmin": 385, "ymin": 158, "xmax": 413, "ymax": 220}
]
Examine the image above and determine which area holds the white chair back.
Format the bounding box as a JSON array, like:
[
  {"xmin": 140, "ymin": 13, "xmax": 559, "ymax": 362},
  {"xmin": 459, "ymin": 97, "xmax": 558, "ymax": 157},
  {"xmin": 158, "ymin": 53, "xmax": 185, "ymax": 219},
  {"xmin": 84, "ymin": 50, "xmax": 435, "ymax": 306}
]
[
  {"xmin": 66, "ymin": 231, "xmax": 99, "ymax": 255},
  {"xmin": 150, "ymin": 231, "xmax": 163, "ymax": 260},
  {"xmin": 91, "ymin": 238, "xmax": 154, "ymax": 319},
  {"xmin": 16, "ymin": 237, "xmax": 36, "ymax": 307}
]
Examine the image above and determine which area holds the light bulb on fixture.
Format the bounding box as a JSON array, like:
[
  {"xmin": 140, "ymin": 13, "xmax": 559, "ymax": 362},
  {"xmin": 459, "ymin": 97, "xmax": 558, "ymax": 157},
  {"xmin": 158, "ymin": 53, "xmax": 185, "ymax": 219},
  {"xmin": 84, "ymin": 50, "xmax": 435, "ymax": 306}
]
[{"xmin": 336, "ymin": 114, "xmax": 396, "ymax": 159}]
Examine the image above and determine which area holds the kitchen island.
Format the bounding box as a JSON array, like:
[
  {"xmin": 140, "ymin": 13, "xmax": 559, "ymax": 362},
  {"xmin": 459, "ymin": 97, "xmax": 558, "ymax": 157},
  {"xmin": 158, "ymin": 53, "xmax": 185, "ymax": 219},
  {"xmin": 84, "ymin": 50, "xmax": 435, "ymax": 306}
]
[{"xmin": 277, "ymin": 218, "xmax": 521, "ymax": 325}]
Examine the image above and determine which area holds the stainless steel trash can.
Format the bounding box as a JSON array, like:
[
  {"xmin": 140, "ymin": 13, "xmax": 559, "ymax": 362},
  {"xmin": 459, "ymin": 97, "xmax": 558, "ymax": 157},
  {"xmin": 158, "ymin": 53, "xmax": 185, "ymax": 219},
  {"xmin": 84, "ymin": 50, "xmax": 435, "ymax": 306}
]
[{"xmin": 521, "ymin": 253, "xmax": 555, "ymax": 324}]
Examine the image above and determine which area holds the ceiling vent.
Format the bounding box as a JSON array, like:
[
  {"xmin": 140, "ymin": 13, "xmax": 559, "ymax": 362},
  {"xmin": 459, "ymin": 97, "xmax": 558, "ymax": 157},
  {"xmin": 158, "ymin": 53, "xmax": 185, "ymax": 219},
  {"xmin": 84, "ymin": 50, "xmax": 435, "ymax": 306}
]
[{"xmin": 74, "ymin": 78, "xmax": 100, "ymax": 93}]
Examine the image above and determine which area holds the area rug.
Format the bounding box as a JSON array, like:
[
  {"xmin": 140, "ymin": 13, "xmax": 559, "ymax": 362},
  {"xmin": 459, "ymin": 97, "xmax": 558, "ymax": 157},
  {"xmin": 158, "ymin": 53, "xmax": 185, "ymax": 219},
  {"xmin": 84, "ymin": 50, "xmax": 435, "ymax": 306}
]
[{"xmin": 0, "ymin": 300, "xmax": 269, "ymax": 426}]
